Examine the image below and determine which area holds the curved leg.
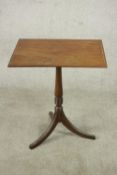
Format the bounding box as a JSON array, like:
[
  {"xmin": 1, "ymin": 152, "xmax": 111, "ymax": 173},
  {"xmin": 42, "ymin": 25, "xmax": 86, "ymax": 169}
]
[
  {"xmin": 29, "ymin": 114, "xmax": 58, "ymax": 149},
  {"xmin": 62, "ymin": 114, "xmax": 96, "ymax": 140},
  {"xmin": 49, "ymin": 111, "xmax": 54, "ymax": 120}
]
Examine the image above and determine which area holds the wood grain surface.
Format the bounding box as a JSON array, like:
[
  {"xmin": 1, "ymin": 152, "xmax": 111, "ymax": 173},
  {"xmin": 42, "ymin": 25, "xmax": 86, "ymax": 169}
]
[{"xmin": 8, "ymin": 39, "xmax": 107, "ymax": 67}]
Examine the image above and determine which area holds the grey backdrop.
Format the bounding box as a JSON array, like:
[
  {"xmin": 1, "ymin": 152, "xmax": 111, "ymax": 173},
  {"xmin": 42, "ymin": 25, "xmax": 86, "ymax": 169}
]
[{"xmin": 0, "ymin": 0, "xmax": 117, "ymax": 175}]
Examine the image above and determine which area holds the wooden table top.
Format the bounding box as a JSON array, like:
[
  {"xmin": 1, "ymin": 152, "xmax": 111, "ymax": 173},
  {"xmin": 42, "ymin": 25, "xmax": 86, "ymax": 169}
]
[{"xmin": 8, "ymin": 39, "xmax": 107, "ymax": 67}]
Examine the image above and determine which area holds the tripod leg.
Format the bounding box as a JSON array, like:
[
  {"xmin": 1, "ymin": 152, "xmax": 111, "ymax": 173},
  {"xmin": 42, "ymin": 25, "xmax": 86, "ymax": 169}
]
[
  {"xmin": 49, "ymin": 111, "xmax": 54, "ymax": 120},
  {"xmin": 29, "ymin": 114, "xmax": 58, "ymax": 149},
  {"xmin": 62, "ymin": 114, "xmax": 96, "ymax": 140}
]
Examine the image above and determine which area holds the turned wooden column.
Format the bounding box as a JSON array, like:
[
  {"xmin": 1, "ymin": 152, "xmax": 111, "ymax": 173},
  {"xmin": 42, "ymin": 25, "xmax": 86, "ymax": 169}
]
[
  {"xmin": 54, "ymin": 67, "xmax": 63, "ymax": 121},
  {"xmin": 55, "ymin": 67, "xmax": 63, "ymax": 97},
  {"xmin": 54, "ymin": 67, "xmax": 63, "ymax": 107}
]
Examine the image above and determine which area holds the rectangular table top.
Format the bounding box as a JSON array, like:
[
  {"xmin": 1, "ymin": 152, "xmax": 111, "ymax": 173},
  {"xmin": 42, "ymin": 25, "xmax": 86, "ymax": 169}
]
[{"xmin": 8, "ymin": 39, "xmax": 107, "ymax": 67}]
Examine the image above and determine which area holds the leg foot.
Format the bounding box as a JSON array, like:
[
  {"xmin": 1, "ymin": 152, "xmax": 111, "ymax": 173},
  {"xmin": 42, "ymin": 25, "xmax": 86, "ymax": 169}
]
[
  {"xmin": 29, "ymin": 114, "xmax": 58, "ymax": 149},
  {"xmin": 62, "ymin": 114, "xmax": 96, "ymax": 140}
]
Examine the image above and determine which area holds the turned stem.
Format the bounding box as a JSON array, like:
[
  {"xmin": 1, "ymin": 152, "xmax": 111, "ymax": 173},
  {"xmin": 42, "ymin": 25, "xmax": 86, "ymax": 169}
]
[
  {"xmin": 55, "ymin": 67, "xmax": 63, "ymax": 97},
  {"xmin": 54, "ymin": 67, "xmax": 63, "ymax": 108}
]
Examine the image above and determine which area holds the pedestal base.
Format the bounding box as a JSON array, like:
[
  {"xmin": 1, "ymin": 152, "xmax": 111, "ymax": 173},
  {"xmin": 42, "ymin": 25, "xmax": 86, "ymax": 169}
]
[
  {"xmin": 29, "ymin": 67, "xmax": 96, "ymax": 149},
  {"xmin": 29, "ymin": 109, "xmax": 95, "ymax": 149}
]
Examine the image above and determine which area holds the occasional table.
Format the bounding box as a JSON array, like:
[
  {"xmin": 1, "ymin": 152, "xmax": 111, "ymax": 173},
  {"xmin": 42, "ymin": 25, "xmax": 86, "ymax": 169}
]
[{"xmin": 8, "ymin": 39, "xmax": 107, "ymax": 149}]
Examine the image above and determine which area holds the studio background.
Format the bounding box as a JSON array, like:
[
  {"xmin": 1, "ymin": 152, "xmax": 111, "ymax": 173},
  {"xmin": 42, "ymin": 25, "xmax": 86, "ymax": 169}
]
[{"xmin": 0, "ymin": 0, "xmax": 117, "ymax": 175}]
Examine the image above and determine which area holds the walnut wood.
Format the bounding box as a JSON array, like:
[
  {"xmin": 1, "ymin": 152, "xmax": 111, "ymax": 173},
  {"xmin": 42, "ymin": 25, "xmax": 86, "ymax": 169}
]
[
  {"xmin": 29, "ymin": 67, "xmax": 96, "ymax": 149},
  {"xmin": 8, "ymin": 39, "xmax": 107, "ymax": 149},
  {"xmin": 8, "ymin": 39, "xmax": 107, "ymax": 67},
  {"xmin": 29, "ymin": 113, "xmax": 58, "ymax": 149},
  {"xmin": 55, "ymin": 67, "xmax": 63, "ymax": 97},
  {"xmin": 49, "ymin": 111, "xmax": 54, "ymax": 120},
  {"xmin": 62, "ymin": 112, "xmax": 95, "ymax": 139}
]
